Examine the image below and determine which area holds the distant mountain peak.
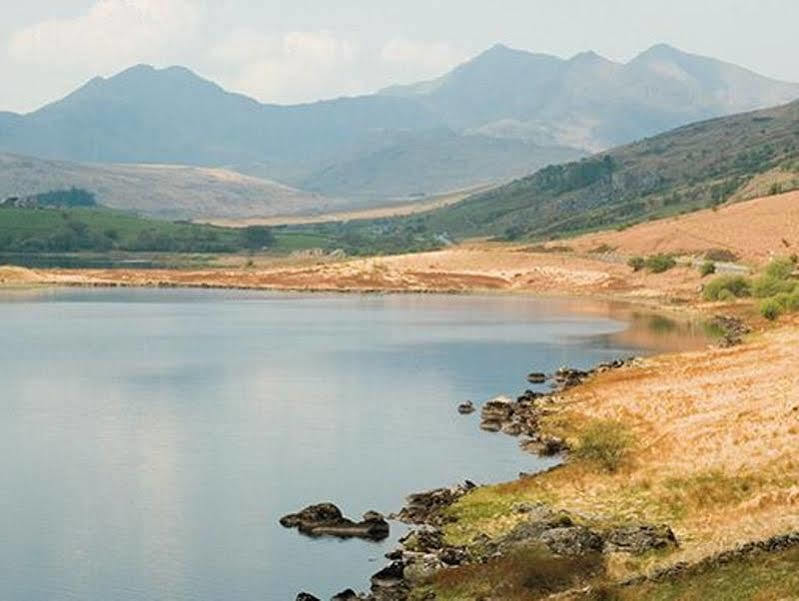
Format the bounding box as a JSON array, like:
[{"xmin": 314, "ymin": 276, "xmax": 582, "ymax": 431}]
[
  {"xmin": 634, "ymin": 43, "xmax": 685, "ymax": 61},
  {"xmin": 569, "ymin": 50, "xmax": 616, "ymax": 67}
]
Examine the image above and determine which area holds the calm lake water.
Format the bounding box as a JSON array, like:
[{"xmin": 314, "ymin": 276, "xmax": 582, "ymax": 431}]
[{"xmin": 0, "ymin": 289, "xmax": 710, "ymax": 600}]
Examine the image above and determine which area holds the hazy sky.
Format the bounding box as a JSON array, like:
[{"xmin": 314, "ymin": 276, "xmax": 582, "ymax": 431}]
[{"xmin": 1, "ymin": 0, "xmax": 798, "ymax": 113}]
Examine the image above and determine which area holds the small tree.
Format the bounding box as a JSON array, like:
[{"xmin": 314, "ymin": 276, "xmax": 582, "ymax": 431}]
[
  {"xmin": 645, "ymin": 254, "xmax": 677, "ymax": 274},
  {"xmin": 241, "ymin": 226, "xmax": 275, "ymax": 250},
  {"xmin": 628, "ymin": 256, "xmax": 645, "ymax": 272},
  {"xmin": 700, "ymin": 261, "xmax": 716, "ymax": 277}
]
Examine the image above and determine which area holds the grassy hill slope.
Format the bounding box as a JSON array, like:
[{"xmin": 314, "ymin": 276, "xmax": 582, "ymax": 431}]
[
  {"xmin": 417, "ymin": 99, "xmax": 799, "ymax": 240},
  {"xmin": 0, "ymin": 153, "xmax": 338, "ymax": 220}
]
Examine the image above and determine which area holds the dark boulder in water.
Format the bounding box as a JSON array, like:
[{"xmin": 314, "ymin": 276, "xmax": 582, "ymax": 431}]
[
  {"xmin": 457, "ymin": 400, "xmax": 475, "ymax": 414},
  {"xmin": 527, "ymin": 372, "xmax": 547, "ymax": 384},
  {"xmin": 296, "ymin": 594, "xmax": 320, "ymax": 601},
  {"xmin": 279, "ymin": 504, "xmax": 389, "ymax": 541}
]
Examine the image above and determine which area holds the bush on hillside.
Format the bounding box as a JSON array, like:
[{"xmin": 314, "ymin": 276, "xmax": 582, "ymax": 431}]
[
  {"xmin": 760, "ymin": 298, "xmax": 783, "ymax": 321},
  {"xmin": 644, "ymin": 254, "xmax": 677, "ymax": 273},
  {"xmin": 241, "ymin": 226, "xmax": 276, "ymax": 250},
  {"xmin": 573, "ymin": 420, "xmax": 633, "ymax": 473},
  {"xmin": 752, "ymin": 275, "xmax": 797, "ymax": 298},
  {"xmin": 703, "ymin": 275, "xmax": 752, "ymax": 301},
  {"xmin": 700, "ymin": 261, "xmax": 716, "ymax": 277},
  {"xmin": 765, "ymin": 258, "xmax": 796, "ymax": 280},
  {"xmin": 628, "ymin": 256, "xmax": 645, "ymax": 272}
]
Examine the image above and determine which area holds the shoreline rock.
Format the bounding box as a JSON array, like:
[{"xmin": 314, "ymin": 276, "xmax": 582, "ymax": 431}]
[
  {"xmin": 280, "ymin": 503, "xmax": 390, "ymax": 541},
  {"xmin": 457, "ymin": 400, "xmax": 475, "ymax": 414}
]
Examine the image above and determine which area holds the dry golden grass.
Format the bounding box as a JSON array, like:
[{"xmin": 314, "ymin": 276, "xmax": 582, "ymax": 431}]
[
  {"xmin": 566, "ymin": 190, "xmax": 799, "ymax": 266},
  {"xmin": 445, "ymin": 326, "xmax": 799, "ymax": 582}
]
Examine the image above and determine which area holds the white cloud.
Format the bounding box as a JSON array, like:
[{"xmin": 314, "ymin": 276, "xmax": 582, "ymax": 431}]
[
  {"xmin": 381, "ymin": 37, "xmax": 463, "ymax": 78},
  {"xmin": 8, "ymin": 0, "xmax": 201, "ymax": 72},
  {"xmin": 211, "ymin": 30, "xmax": 362, "ymax": 104}
]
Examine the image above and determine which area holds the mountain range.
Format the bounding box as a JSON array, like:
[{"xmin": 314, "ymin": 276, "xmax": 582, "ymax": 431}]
[{"xmin": 1, "ymin": 43, "xmax": 798, "ymax": 216}]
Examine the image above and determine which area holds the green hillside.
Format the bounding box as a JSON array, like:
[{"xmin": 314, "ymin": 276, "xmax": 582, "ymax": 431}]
[
  {"xmin": 0, "ymin": 206, "xmax": 441, "ymax": 259},
  {"xmin": 413, "ymin": 99, "xmax": 799, "ymax": 240}
]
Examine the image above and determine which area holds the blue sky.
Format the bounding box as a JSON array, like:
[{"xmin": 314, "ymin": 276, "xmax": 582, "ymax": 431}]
[{"xmin": 1, "ymin": 0, "xmax": 797, "ymax": 112}]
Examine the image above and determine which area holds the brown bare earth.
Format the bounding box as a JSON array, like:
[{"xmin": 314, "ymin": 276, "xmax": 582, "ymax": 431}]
[
  {"xmin": 0, "ymin": 244, "xmax": 705, "ymax": 303},
  {"xmin": 565, "ymin": 189, "xmax": 799, "ymax": 265}
]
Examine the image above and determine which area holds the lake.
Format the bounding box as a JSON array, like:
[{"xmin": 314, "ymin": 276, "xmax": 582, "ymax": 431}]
[{"xmin": 0, "ymin": 289, "xmax": 711, "ymax": 600}]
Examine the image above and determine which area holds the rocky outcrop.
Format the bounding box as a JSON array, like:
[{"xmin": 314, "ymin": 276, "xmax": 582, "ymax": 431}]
[
  {"xmin": 296, "ymin": 594, "xmax": 320, "ymax": 601},
  {"xmin": 475, "ymin": 358, "xmax": 638, "ymax": 456},
  {"xmin": 484, "ymin": 505, "xmax": 677, "ymax": 559},
  {"xmin": 621, "ymin": 531, "xmax": 799, "ymax": 587},
  {"xmin": 279, "ymin": 503, "xmax": 389, "ymax": 541},
  {"xmin": 709, "ymin": 315, "xmax": 751, "ymax": 347},
  {"xmin": 604, "ymin": 524, "xmax": 678, "ymax": 554},
  {"xmin": 331, "ymin": 589, "xmax": 360, "ymax": 601},
  {"xmin": 391, "ymin": 482, "xmax": 476, "ymax": 526}
]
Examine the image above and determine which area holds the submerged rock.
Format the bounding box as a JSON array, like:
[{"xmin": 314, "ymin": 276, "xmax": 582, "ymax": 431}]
[
  {"xmin": 527, "ymin": 372, "xmax": 547, "ymax": 384},
  {"xmin": 457, "ymin": 400, "xmax": 475, "ymax": 415},
  {"xmin": 279, "ymin": 504, "xmax": 389, "ymax": 541}
]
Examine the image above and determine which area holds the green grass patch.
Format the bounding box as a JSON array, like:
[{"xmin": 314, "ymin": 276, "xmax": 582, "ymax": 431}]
[
  {"xmin": 614, "ymin": 547, "xmax": 799, "ymax": 601},
  {"xmin": 573, "ymin": 420, "xmax": 634, "ymax": 473},
  {"xmin": 702, "ymin": 275, "xmax": 752, "ymax": 301}
]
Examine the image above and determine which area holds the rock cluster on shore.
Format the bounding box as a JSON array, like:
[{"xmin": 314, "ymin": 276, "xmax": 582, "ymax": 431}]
[
  {"xmin": 297, "ymin": 357, "xmax": 644, "ymax": 600},
  {"xmin": 709, "ymin": 314, "xmax": 752, "ymax": 347},
  {"xmin": 310, "ymin": 494, "xmax": 678, "ymax": 601},
  {"xmin": 476, "ymin": 359, "xmax": 638, "ymax": 456}
]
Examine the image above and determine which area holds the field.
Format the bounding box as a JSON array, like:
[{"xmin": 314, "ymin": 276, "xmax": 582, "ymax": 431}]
[
  {"xmin": 0, "ymin": 206, "xmax": 436, "ymax": 257},
  {"xmin": 560, "ymin": 189, "xmax": 799, "ymax": 265}
]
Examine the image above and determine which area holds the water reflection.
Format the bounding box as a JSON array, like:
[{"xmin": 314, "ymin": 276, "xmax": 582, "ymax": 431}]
[{"xmin": 0, "ymin": 290, "xmax": 712, "ymax": 600}]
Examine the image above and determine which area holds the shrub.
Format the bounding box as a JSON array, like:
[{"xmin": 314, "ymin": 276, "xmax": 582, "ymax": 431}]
[
  {"xmin": 241, "ymin": 226, "xmax": 275, "ymax": 250},
  {"xmin": 703, "ymin": 275, "xmax": 752, "ymax": 301},
  {"xmin": 434, "ymin": 546, "xmax": 605, "ymax": 598},
  {"xmin": 752, "ymin": 275, "xmax": 796, "ymax": 298},
  {"xmin": 760, "ymin": 298, "xmax": 783, "ymax": 321},
  {"xmin": 628, "ymin": 256, "xmax": 645, "ymax": 272},
  {"xmin": 573, "ymin": 420, "xmax": 633, "ymax": 473},
  {"xmin": 765, "ymin": 258, "xmax": 796, "ymax": 280},
  {"xmin": 785, "ymin": 291, "xmax": 799, "ymax": 311},
  {"xmin": 700, "ymin": 261, "xmax": 716, "ymax": 277},
  {"xmin": 645, "ymin": 254, "xmax": 677, "ymax": 273},
  {"xmin": 716, "ymin": 289, "xmax": 736, "ymax": 302}
]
